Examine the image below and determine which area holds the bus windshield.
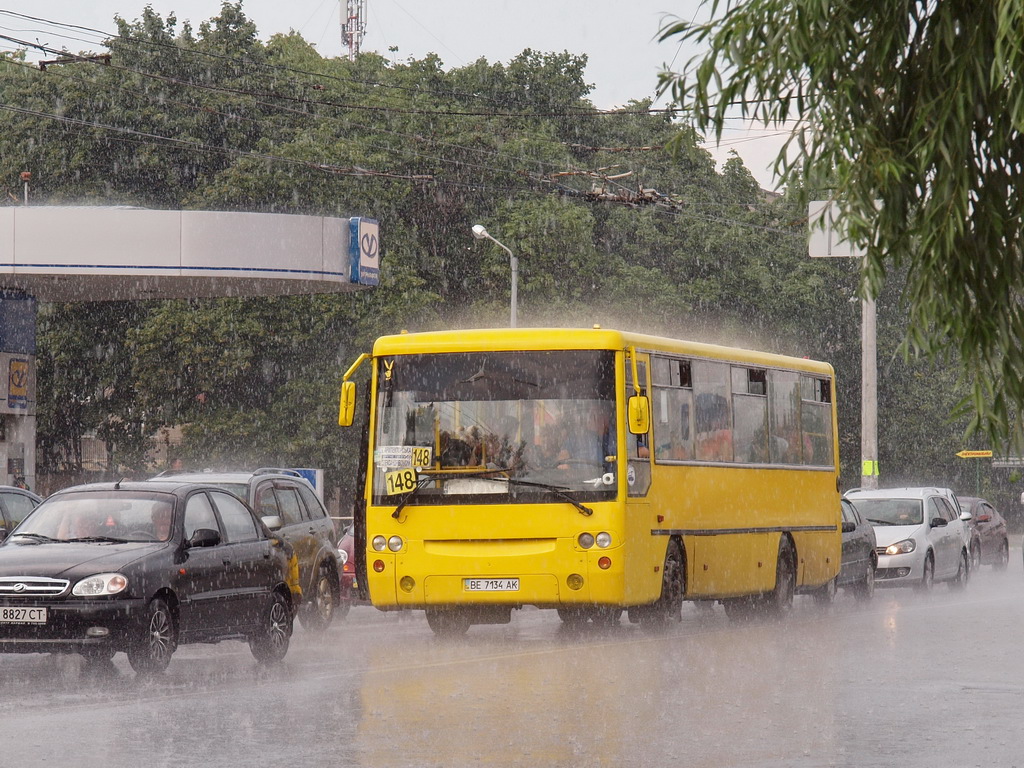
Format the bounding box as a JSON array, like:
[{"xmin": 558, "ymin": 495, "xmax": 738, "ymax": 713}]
[{"xmin": 372, "ymin": 350, "xmax": 617, "ymax": 504}]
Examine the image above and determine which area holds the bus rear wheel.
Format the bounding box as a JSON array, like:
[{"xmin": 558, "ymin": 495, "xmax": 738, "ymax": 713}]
[{"xmin": 765, "ymin": 538, "xmax": 796, "ymax": 616}]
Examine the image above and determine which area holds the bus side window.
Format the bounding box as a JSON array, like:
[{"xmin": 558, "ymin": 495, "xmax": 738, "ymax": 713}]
[{"xmin": 693, "ymin": 361, "xmax": 732, "ymax": 462}]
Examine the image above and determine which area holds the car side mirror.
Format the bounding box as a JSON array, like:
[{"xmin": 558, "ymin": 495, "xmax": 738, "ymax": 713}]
[
  {"xmin": 841, "ymin": 521, "xmax": 856, "ymax": 534},
  {"xmin": 261, "ymin": 514, "xmax": 284, "ymax": 532},
  {"xmin": 960, "ymin": 511, "xmax": 974, "ymax": 522},
  {"xmin": 187, "ymin": 528, "xmax": 221, "ymax": 548},
  {"xmin": 929, "ymin": 517, "xmax": 947, "ymax": 528}
]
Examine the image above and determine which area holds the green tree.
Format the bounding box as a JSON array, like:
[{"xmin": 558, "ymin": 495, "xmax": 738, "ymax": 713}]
[{"xmin": 659, "ymin": 1, "xmax": 1024, "ymax": 452}]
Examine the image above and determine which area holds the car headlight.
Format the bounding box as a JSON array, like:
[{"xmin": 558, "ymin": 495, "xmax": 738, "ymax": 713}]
[
  {"xmin": 885, "ymin": 539, "xmax": 916, "ymax": 556},
  {"xmin": 72, "ymin": 573, "xmax": 128, "ymax": 597}
]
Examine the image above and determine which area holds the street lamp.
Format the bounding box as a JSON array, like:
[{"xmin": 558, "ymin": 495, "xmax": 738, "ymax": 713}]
[{"xmin": 472, "ymin": 224, "xmax": 518, "ymax": 328}]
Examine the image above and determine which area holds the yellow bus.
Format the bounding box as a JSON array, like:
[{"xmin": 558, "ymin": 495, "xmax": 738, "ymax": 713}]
[{"xmin": 339, "ymin": 327, "xmax": 841, "ymax": 635}]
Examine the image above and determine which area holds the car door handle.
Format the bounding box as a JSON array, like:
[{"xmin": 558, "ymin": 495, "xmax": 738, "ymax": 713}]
[{"xmin": 222, "ymin": 559, "xmax": 232, "ymax": 566}]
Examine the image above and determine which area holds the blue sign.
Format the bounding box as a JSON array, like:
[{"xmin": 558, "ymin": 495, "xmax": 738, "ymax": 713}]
[{"xmin": 348, "ymin": 217, "xmax": 380, "ymax": 286}]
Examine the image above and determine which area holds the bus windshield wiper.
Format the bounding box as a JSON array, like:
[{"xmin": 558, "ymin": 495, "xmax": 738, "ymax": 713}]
[
  {"xmin": 390, "ymin": 469, "xmax": 594, "ymax": 518},
  {"xmin": 503, "ymin": 478, "xmax": 594, "ymax": 517},
  {"xmin": 391, "ymin": 468, "xmax": 513, "ymax": 519}
]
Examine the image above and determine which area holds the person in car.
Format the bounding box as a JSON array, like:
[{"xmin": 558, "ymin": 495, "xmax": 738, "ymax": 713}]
[{"xmin": 151, "ymin": 503, "xmax": 174, "ymax": 541}]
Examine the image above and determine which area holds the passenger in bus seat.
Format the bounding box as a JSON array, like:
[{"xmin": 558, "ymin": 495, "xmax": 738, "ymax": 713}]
[{"xmin": 438, "ymin": 430, "xmax": 474, "ymax": 466}]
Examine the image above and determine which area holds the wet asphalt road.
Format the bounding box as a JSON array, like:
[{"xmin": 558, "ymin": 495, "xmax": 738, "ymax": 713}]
[{"xmin": 1, "ymin": 555, "xmax": 1023, "ymax": 768}]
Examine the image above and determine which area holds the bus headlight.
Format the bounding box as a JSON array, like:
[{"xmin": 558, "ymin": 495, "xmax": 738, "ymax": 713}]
[
  {"xmin": 596, "ymin": 532, "xmax": 612, "ymax": 548},
  {"xmin": 371, "ymin": 536, "xmax": 387, "ymax": 552},
  {"xmin": 578, "ymin": 533, "xmax": 595, "ymax": 549},
  {"xmin": 388, "ymin": 535, "xmax": 404, "ymax": 552}
]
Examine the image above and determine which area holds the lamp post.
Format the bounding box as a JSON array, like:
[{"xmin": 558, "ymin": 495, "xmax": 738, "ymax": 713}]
[{"xmin": 472, "ymin": 224, "xmax": 518, "ymax": 328}]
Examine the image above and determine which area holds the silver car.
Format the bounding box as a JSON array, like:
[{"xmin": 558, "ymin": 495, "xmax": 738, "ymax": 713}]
[{"xmin": 846, "ymin": 487, "xmax": 972, "ymax": 590}]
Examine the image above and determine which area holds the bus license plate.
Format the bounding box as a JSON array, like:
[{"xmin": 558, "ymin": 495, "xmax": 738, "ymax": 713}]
[
  {"xmin": 0, "ymin": 606, "xmax": 47, "ymax": 624},
  {"xmin": 464, "ymin": 578, "xmax": 519, "ymax": 592}
]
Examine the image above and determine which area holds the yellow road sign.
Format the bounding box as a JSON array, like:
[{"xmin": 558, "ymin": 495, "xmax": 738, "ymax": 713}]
[{"xmin": 956, "ymin": 450, "xmax": 993, "ymax": 458}]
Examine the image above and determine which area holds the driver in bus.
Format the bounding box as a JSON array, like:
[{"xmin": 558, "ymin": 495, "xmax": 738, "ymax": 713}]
[{"xmin": 557, "ymin": 404, "xmax": 616, "ymax": 471}]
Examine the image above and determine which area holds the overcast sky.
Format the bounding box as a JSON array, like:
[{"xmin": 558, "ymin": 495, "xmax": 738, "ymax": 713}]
[{"xmin": 0, "ymin": 1, "xmax": 791, "ymax": 188}]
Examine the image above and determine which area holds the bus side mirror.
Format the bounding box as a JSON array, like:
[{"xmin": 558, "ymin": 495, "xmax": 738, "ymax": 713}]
[
  {"xmin": 338, "ymin": 380, "xmax": 357, "ymax": 427},
  {"xmin": 627, "ymin": 395, "xmax": 650, "ymax": 435}
]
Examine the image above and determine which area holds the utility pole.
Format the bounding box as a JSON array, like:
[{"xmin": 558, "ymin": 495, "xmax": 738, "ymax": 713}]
[
  {"xmin": 341, "ymin": 0, "xmax": 367, "ymax": 61},
  {"xmin": 808, "ymin": 200, "xmax": 878, "ymax": 489}
]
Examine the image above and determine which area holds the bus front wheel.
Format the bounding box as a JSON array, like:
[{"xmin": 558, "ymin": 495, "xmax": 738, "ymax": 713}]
[
  {"xmin": 425, "ymin": 608, "xmax": 471, "ymax": 637},
  {"xmin": 633, "ymin": 539, "xmax": 684, "ymax": 628}
]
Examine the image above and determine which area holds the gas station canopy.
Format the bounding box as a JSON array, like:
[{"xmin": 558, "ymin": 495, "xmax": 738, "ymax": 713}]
[{"xmin": 0, "ymin": 207, "xmax": 380, "ymax": 302}]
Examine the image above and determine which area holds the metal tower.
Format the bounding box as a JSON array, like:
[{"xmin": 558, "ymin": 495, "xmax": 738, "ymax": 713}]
[{"xmin": 341, "ymin": 0, "xmax": 367, "ymax": 61}]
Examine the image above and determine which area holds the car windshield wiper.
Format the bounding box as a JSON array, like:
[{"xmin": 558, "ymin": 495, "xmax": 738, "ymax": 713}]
[
  {"xmin": 867, "ymin": 518, "xmax": 899, "ymax": 526},
  {"xmin": 502, "ymin": 477, "xmax": 594, "ymax": 516},
  {"xmin": 391, "ymin": 468, "xmax": 513, "ymax": 519},
  {"xmin": 65, "ymin": 535, "xmax": 129, "ymax": 544},
  {"xmin": 9, "ymin": 532, "xmax": 59, "ymax": 543}
]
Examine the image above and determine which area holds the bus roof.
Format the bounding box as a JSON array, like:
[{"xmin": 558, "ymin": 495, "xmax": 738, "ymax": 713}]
[{"xmin": 371, "ymin": 327, "xmax": 834, "ymax": 376}]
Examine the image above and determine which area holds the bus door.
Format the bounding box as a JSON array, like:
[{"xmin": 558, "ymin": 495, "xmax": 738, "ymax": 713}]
[{"xmin": 623, "ymin": 352, "xmax": 659, "ymax": 603}]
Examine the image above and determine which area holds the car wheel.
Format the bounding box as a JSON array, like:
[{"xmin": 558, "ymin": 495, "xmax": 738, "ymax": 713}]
[
  {"xmin": 812, "ymin": 576, "xmax": 837, "ymax": 605},
  {"xmin": 765, "ymin": 538, "xmax": 796, "ymax": 616},
  {"xmin": 853, "ymin": 561, "xmax": 875, "ymax": 601},
  {"xmin": 915, "ymin": 552, "xmax": 935, "ymax": 592},
  {"xmin": 949, "ymin": 549, "xmax": 970, "ymax": 590},
  {"xmin": 127, "ymin": 598, "xmax": 176, "ymax": 675},
  {"xmin": 249, "ymin": 590, "xmax": 293, "ymax": 664},
  {"xmin": 994, "ymin": 539, "xmax": 1009, "ymax": 572},
  {"xmin": 298, "ymin": 563, "xmax": 337, "ymax": 632},
  {"xmin": 425, "ymin": 608, "xmax": 471, "ymax": 637}
]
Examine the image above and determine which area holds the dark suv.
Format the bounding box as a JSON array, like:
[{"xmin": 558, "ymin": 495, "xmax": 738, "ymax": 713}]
[
  {"xmin": 0, "ymin": 481, "xmax": 294, "ymax": 674},
  {"xmin": 0, "ymin": 486, "xmax": 42, "ymax": 541},
  {"xmin": 149, "ymin": 469, "xmax": 345, "ymax": 629}
]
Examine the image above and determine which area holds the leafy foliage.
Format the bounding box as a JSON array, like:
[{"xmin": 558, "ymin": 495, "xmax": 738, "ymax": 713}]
[
  {"xmin": 0, "ymin": 2, "xmax": 985, "ymax": 502},
  {"xmin": 659, "ymin": 0, "xmax": 1024, "ymax": 453}
]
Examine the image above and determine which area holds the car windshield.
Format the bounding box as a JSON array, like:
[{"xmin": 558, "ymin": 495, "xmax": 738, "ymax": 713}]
[
  {"xmin": 10, "ymin": 491, "xmax": 176, "ymax": 543},
  {"xmin": 850, "ymin": 498, "xmax": 923, "ymax": 526}
]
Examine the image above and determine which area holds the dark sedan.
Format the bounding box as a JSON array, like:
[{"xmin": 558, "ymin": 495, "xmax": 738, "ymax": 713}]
[
  {"xmin": 838, "ymin": 498, "xmax": 876, "ymax": 598},
  {"xmin": 0, "ymin": 481, "xmax": 295, "ymax": 674},
  {"xmin": 957, "ymin": 496, "xmax": 1010, "ymax": 570}
]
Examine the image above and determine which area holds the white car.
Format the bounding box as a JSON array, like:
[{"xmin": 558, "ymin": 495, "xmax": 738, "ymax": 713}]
[{"xmin": 845, "ymin": 487, "xmax": 972, "ymax": 590}]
